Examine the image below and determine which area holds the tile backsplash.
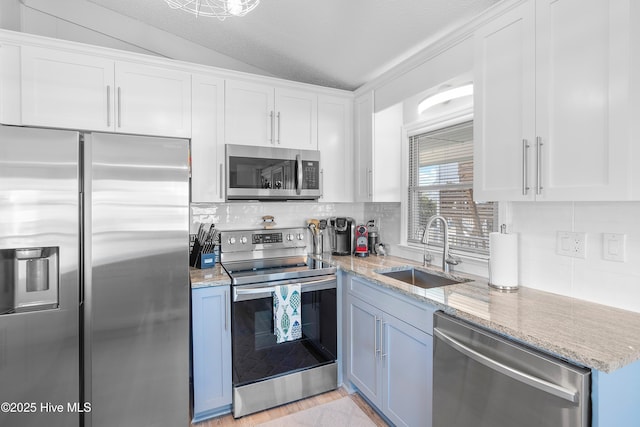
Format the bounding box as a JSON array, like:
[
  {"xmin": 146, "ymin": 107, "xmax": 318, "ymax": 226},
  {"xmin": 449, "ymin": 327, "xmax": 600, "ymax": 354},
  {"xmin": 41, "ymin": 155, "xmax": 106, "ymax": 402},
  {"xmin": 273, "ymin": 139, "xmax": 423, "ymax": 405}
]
[
  {"xmin": 191, "ymin": 202, "xmax": 364, "ymax": 231},
  {"xmin": 191, "ymin": 202, "xmax": 401, "ymax": 240},
  {"xmin": 510, "ymin": 201, "xmax": 640, "ymax": 313},
  {"xmin": 192, "ymin": 200, "xmax": 640, "ymax": 313},
  {"xmin": 190, "ymin": 201, "xmax": 400, "ymax": 255}
]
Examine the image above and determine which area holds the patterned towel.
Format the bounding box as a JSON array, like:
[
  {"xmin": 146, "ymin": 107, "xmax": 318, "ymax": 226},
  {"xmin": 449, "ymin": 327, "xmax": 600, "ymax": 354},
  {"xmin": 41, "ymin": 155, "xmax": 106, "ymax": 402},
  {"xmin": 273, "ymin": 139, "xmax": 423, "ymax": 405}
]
[{"xmin": 273, "ymin": 284, "xmax": 302, "ymax": 343}]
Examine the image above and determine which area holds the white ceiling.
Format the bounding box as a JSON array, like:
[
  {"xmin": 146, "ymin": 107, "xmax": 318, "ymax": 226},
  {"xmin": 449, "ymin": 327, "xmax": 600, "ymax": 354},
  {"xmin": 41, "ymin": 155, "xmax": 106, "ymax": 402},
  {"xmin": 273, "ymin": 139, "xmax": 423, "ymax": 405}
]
[{"xmin": 86, "ymin": 0, "xmax": 502, "ymax": 91}]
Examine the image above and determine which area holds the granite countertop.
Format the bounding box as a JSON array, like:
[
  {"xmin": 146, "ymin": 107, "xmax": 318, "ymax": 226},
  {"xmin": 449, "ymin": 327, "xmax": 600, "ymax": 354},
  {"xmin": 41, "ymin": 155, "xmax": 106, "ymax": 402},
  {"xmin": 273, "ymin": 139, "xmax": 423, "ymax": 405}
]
[
  {"xmin": 190, "ymin": 265, "xmax": 231, "ymax": 288},
  {"xmin": 189, "ymin": 255, "xmax": 640, "ymax": 373},
  {"xmin": 320, "ymin": 254, "xmax": 640, "ymax": 374}
]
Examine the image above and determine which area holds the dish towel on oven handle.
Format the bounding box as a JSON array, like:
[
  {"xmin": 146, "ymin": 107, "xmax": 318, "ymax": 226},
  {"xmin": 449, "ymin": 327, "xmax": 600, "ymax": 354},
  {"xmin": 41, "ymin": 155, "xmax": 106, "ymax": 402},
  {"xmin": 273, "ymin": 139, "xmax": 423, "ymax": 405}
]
[{"xmin": 273, "ymin": 283, "xmax": 302, "ymax": 343}]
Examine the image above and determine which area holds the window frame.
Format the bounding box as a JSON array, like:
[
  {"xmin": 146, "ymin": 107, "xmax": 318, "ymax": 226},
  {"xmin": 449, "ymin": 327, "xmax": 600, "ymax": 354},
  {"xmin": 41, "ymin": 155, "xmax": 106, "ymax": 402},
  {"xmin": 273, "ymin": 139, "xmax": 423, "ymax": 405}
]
[{"xmin": 401, "ymin": 108, "xmax": 497, "ymax": 261}]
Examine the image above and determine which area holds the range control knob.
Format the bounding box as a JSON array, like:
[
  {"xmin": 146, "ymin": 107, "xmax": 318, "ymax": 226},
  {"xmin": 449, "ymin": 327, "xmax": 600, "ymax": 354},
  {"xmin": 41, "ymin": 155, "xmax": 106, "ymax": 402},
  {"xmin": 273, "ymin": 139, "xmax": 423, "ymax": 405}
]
[
  {"xmin": 297, "ymin": 233, "xmax": 304, "ymax": 240},
  {"xmin": 286, "ymin": 234, "xmax": 294, "ymax": 241},
  {"xmin": 240, "ymin": 236, "xmax": 248, "ymax": 244},
  {"xmin": 228, "ymin": 237, "xmax": 236, "ymax": 245}
]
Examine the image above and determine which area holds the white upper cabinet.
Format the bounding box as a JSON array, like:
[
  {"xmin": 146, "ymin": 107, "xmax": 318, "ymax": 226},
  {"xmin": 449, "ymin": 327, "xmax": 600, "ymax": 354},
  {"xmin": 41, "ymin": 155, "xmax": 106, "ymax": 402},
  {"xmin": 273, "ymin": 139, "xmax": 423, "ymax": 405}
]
[
  {"xmin": 474, "ymin": 0, "xmax": 632, "ymax": 201},
  {"xmin": 318, "ymin": 94, "xmax": 354, "ymax": 202},
  {"xmin": 191, "ymin": 73, "xmax": 225, "ymax": 203},
  {"xmin": 275, "ymin": 88, "xmax": 317, "ymax": 149},
  {"xmin": 224, "ymin": 80, "xmax": 273, "ymax": 147},
  {"xmin": 21, "ymin": 46, "xmax": 115, "ymax": 131},
  {"xmin": 473, "ymin": 1, "xmax": 535, "ymax": 201},
  {"xmin": 19, "ymin": 45, "xmax": 191, "ymax": 138},
  {"xmin": 225, "ymin": 79, "xmax": 318, "ymax": 149},
  {"xmin": 372, "ymin": 103, "xmax": 403, "ymax": 202},
  {"xmin": 353, "ymin": 91, "xmax": 402, "ymax": 202},
  {"xmin": 354, "ymin": 92, "xmax": 374, "ymax": 202},
  {"xmin": 114, "ymin": 62, "xmax": 191, "ymax": 138}
]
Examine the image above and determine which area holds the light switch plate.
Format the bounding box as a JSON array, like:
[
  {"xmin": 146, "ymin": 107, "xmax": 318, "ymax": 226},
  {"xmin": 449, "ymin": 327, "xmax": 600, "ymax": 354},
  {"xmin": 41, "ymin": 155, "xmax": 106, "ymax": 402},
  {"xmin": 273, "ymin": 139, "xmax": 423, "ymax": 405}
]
[
  {"xmin": 603, "ymin": 233, "xmax": 626, "ymax": 262},
  {"xmin": 557, "ymin": 231, "xmax": 587, "ymax": 259}
]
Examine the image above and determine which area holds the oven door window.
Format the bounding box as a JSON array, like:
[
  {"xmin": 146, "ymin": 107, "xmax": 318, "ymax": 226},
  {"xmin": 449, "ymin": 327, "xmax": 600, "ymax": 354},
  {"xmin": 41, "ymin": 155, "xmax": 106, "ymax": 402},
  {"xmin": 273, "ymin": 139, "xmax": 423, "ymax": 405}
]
[{"xmin": 232, "ymin": 288, "xmax": 337, "ymax": 387}]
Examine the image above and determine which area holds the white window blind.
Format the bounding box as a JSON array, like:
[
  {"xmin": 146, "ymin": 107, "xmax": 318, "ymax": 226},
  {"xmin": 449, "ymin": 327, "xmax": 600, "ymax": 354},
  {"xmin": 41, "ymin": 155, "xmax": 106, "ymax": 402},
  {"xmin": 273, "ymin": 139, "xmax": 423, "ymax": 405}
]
[{"xmin": 408, "ymin": 120, "xmax": 496, "ymax": 256}]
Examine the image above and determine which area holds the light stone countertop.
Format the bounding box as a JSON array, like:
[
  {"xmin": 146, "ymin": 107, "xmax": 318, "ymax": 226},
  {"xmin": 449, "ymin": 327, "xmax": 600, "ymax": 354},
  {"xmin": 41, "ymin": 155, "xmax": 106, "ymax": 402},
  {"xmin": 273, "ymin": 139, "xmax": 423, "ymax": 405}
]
[
  {"xmin": 189, "ymin": 255, "xmax": 640, "ymax": 373},
  {"xmin": 190, "ymin": 265, "xmax": 231, "ymax": 288},
  {"xmin": 320, "ymin": 253, "xmax": 640, "ymax": 374}
]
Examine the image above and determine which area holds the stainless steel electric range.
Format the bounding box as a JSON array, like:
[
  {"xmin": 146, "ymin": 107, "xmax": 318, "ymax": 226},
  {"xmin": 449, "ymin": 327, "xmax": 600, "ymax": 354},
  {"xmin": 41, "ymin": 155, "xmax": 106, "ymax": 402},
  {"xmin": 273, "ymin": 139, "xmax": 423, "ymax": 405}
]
[{"xmin": 220, "ymin": 227, "xmax": 338, "ymax": 418}]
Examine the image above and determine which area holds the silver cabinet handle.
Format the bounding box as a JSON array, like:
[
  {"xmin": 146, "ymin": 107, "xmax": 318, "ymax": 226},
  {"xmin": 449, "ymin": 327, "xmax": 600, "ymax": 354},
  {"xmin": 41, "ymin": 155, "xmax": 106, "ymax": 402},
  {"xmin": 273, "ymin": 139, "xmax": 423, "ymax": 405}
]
[
  {"xmin": 117, "ymin": 86, "xmax": 122, "ymax": 128},
  {"xmin": 276, "ymin": 111, "xmax": 281, "ymax": 144},
  {"xmin": 368, "ymin": 169, "xmax": 373, "ymax": 198},
  {"xmin": 536, "ymin": 136, "xmax": 543, "ymax": 195},
  {"xmin": 434, "ymin": 328, "xmax": 578, "ymax": 403},
  {"xmin": 522, "ymin": 139, "xmax": 530, "ymax": 195},
  {"xmin": 295, "ymin": 154, "xmax": 302, "ymax": 195},
  {"xmin": 269, "ymin": 110, "xmax": 274, "ymax": 144},
  {"xmin": 219, "ymin": 163, "xmax": 224, "ymax": 199},
  {"xmin": 374, "ymin": 316, "xmax": 380, "ymax": 358},
  {"xmin": 224, "ymin": 290, "xmax": 228, "ymax": 331},
  {"xmin": 106, "ymin": 85, "xmax": 111, "ymax": 127},
  {"xmin": 381, "ymin": 321, "xmax": 387, "ymax": 359},
  {"xmin": 320, "ymin": 168, "xmax": 324, "ymax": 199}
]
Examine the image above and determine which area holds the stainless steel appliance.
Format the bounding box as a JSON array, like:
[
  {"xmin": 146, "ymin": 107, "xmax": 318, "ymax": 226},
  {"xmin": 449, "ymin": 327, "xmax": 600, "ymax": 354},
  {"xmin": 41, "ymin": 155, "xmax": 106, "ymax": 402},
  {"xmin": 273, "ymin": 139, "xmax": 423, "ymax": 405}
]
[
  {"xmin": 433, "ymin": 312, "xmax": 590, "ymax": 427},
  {"xmin": 226, "ymin": 144, "xmax": 322, "ymax": 201},
  {"xmin": 329, "ymin": 217, "xmax": 354, "ymax": 256},
  {"xmin": 0, "ymin": 125, "xmax": 189, "ymax": 427},
  {"xmin": 220, "ymin": 227, "xmax": 338, "ymax": 418}
]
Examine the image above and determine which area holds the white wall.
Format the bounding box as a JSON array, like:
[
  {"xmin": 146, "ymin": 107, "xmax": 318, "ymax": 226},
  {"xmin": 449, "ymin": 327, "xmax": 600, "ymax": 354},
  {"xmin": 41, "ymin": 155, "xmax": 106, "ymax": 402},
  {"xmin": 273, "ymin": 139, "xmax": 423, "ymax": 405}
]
[
  {"xmin": 373, "ymin": 37, "xmax": 473, "ymax": 113},
  {"xmin": 510, "ymin": 202, "xmax": 640, "ymax": 313}
]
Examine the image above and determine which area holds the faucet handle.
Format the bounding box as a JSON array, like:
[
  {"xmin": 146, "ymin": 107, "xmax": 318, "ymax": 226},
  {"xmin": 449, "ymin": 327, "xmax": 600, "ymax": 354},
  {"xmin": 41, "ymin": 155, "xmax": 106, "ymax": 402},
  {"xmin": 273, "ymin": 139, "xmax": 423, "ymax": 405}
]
[{"xmin": 445, "ymin": 254, "xmax": 461, "ymax": 266}]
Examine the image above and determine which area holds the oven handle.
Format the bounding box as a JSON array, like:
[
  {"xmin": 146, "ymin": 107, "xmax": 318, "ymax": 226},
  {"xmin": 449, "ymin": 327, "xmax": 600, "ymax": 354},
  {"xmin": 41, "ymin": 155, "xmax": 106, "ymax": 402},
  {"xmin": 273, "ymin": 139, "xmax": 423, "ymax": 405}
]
[{"xmin": 233, "ymin": 276, "xmax": 336, "ymax": 302}]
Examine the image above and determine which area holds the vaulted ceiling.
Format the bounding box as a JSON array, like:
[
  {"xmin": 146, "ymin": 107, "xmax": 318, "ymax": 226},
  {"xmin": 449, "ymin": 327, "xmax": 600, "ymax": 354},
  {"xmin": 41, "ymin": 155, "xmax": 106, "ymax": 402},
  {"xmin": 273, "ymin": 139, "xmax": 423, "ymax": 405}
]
[{"xmin": 84, "ymin": 0, "xmax": 501, "ymax": 91}]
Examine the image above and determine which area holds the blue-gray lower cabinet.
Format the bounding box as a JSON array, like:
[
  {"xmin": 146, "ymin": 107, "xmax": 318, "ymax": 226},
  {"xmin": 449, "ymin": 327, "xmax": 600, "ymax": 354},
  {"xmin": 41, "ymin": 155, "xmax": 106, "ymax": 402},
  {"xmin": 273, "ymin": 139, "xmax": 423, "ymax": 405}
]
[
  {"xmin": 191, "ymin": 285, "xmax": 232, "ymax": 422},
  {"xmin": 346, "ymin": 275, "xmax": 434, "ymax": 427}
]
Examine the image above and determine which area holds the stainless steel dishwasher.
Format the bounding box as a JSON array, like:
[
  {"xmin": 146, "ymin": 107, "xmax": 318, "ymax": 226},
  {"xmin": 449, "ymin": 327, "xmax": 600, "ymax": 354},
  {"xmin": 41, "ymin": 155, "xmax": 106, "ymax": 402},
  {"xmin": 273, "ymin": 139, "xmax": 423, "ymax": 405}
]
[{"xmin": 433, "ymin": 312, "xmax": 590, "ymax": 427}]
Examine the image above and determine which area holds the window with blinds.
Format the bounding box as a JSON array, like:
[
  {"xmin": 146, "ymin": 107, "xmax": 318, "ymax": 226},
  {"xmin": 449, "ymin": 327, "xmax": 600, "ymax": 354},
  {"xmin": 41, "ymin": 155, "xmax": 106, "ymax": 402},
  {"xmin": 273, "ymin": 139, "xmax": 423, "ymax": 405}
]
[{"xmin": 407, "ymin": 120, "xmax": 496, "ymax": 256}]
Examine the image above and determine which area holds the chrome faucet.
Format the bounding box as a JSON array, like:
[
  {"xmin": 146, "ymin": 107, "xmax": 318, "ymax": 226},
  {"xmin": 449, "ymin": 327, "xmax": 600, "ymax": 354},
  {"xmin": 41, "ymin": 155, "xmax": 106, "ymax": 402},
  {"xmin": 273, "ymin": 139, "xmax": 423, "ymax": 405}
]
[{"xmin": 421, "ymin": 215, "xmax": 460, "ymax": 273}]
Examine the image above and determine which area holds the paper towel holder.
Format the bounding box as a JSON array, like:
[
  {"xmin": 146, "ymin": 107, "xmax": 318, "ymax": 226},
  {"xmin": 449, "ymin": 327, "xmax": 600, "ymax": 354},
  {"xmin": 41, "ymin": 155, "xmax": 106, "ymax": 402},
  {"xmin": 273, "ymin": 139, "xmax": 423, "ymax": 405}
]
[
  {"xmin": 488, "ymin": 225, "xmax": 519, "ymax": 292},
  {"xmin": 488, "ymin": 262, "xmax": 519, "ymax": 292}
]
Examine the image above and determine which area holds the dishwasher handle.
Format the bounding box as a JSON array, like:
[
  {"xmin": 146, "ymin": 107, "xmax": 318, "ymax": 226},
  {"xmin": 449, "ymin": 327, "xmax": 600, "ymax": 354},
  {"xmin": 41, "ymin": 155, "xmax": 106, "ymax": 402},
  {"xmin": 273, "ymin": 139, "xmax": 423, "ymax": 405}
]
[{"xmin": 433, "ymin": 328, "xmax": 579, "ymax": 403}]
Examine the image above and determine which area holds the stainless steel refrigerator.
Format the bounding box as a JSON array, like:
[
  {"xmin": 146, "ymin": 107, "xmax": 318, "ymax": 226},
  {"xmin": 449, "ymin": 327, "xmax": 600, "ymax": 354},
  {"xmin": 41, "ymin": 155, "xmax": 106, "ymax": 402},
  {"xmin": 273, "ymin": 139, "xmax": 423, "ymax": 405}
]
[{"xmin": 0, "ymin": 125, "xmax": 190, "ymax": 427}]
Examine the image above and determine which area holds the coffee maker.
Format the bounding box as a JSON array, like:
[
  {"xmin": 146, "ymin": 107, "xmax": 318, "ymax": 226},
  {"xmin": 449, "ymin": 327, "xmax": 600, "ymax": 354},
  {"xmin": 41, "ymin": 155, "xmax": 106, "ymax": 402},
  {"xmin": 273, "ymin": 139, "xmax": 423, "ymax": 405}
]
[
  {"xmin": 354, "ymin": 224, "xmax": 369, "ymax": 257},
  {"xmin": 329, "ymin": 217, "xmax": 354, "ymax": 256}
]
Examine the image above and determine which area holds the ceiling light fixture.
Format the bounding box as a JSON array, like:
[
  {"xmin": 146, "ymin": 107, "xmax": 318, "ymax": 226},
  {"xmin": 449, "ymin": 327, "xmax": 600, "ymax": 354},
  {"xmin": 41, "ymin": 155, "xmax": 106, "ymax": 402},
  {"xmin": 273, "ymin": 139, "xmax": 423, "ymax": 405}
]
[
  {"xmin": 417, "ymin": 84, "xmax": 474, "ymax": 114},
  {"xmin": 164, "ymin": 0, "xmax": 260, "ymax": 20}
]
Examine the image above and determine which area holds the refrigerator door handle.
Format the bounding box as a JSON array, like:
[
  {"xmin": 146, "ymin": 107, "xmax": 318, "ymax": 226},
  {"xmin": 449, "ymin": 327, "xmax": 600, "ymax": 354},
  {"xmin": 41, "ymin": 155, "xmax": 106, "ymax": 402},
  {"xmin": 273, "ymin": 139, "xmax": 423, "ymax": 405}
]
[{"xmin": 434, "ymin": 328, "xmax": 578, "ymax": 403}]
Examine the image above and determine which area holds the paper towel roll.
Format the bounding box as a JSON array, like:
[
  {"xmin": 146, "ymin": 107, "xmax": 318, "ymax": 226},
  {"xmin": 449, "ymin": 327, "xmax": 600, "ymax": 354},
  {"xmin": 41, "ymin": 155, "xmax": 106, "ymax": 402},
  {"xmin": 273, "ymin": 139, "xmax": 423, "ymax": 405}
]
[{"xmin": 489, "ymin": 232, "xmax": 519, "ymax": 290}]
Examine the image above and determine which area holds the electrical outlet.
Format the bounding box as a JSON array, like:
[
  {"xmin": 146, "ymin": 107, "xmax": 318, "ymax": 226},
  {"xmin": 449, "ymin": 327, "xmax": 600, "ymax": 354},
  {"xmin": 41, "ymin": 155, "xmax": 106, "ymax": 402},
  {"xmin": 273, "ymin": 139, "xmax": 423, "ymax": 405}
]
[{"xmin": 557, "ymin": 231, "xmax": 586, "ymax": 258}]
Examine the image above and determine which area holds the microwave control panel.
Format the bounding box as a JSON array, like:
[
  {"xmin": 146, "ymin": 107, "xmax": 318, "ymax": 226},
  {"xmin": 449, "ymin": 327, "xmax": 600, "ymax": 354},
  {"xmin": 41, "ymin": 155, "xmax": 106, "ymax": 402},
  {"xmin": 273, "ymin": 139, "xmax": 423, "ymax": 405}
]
[{"xmin": 302, "ymin": 161, "xmax": 319, "ymax": 190}]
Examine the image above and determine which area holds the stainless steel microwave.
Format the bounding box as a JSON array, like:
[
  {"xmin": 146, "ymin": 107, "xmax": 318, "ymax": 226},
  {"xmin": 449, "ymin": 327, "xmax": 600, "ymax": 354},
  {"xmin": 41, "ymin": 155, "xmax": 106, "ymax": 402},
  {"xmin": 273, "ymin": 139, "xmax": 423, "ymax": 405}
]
[{"xmin": 225, "ymin": 144, "xmax": 322, "ymax": 201}]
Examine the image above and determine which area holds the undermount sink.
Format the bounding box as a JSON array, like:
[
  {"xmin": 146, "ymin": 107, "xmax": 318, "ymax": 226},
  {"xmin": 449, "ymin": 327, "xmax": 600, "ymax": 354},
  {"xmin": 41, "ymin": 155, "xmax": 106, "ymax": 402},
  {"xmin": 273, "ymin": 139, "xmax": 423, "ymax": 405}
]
[{"xmin": 376, "ymin": 267, "xmax": 468, "ymax": 290}]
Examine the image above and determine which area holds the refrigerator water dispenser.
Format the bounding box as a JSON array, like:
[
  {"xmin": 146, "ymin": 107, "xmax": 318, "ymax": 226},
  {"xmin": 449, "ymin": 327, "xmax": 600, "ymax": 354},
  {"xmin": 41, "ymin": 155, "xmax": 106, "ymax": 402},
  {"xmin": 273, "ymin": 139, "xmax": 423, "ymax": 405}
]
[{"xmin": 0, "ymin": 247, "xmax": 59, "ymax": 314}]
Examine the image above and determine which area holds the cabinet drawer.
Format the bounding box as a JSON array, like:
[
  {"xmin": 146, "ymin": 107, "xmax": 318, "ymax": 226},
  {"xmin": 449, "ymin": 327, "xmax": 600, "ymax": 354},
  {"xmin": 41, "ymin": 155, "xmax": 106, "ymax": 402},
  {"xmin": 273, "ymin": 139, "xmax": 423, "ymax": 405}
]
[{"xmin": 349, "ymin": 275, "xmax": 435, "ymax": 334}]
